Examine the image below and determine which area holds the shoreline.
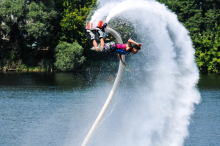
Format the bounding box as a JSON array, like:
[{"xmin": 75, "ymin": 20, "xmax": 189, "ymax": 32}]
[
  {"xmin": 0, "ymin": 67, "xmax": 118, "ymax": 73},
  {"xmin": 0, "ymin": 68, "xmax": 52, "ymax": 72}
]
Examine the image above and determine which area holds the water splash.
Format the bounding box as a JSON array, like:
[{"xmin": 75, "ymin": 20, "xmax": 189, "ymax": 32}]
[{"xmin": 86, "ymin": 0, "xmax": 201, "ymax": 145}]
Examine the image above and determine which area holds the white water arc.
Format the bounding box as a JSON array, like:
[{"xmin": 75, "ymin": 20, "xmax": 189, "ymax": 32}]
[
  {"xmin": 82, "ymin": 0, "xmax": 201, "ymax": 146},
  {"xmin": 81, "ymin": 27, "xmax": 124, "ymax": 146}
]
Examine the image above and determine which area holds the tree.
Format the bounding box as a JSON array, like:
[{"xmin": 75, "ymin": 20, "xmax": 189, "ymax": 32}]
[
  {"xmin": 54, "ymin": 41, "xmax": 85, "ymax": 71},
  {"xmin": 0, "ymin": 0, "xmax": 57, "ymax": 64},
  {"xmin": 54, "ymin": 0, "xmax": 99, "ymax": 71},
  {"xmin": 194, "ymin": 23, "xmax": 220, "ymax": 73},
  {"xmin": 59, "ymin": 0, "xmax": 97, "ymax": 46},
  {"xmin": 201, "ymin": 0, "xmax": 220, "ymax": 32},
  {"xmin": 157, "ymin": 0, "xmax": 220, "ymax": 73},
  {"xmin": 157, "ymin": 0, "xmax": 203, "ymax": 35}
]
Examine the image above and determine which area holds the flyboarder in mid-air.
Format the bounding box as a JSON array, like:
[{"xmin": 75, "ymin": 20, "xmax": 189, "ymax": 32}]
[{"xmin": 86, "ymin": 20, "xmax": 142, "ymax": 67}]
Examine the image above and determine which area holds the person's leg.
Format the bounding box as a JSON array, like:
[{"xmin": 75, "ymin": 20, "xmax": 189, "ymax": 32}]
[
  {"xmin": 87, "ymin": 29, "xmax": 100, "ymax": 51},
  {"xmin": 100, "ymin": 38, "xmax": 105, "ymax": 51},
  {"xmin": 93, "ymin": 40, "xmax": 98, "ymax": 51},
  {"xmin": 96, "ymin": 21, "xmax": 107, "ymax": 51},
  {"xmin": 86, "ymin": 23, "xmax": 99, "ymax": 51},
  {"xmin": 95, "ymin": 28, "xmax": 105, "ymax": 51},
  {"xmin": 86, "ymin": 29, "xmax": 95, "ymax": 40}
]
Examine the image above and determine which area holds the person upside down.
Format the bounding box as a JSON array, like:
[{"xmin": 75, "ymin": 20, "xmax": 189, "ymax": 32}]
[{"xmin": 86, "ymin": 20, "xmax": 142, "ymax": 67}]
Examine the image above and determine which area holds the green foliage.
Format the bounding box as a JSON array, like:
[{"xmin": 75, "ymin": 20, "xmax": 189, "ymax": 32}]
[
  {"xmin": 42, "ymin": 59, "xmax": 54, "ymax": 69},
  {"xmin": 0, "ymin": 0, "xmax": 98, "ymax": 72},
  {"xmin": 26, "ymin": 0, "xmax": 57, "ymax": 43},
  {"xmin": 157, "ymin": 0, "xmax": 220, "ymax": 73},
  {"xmin": 59, "ymin": 0, "xmax": 97, "ymax": 45},
  {"xmin": 194, "ymin": 23, "xmax": 220, "ymax": 73},
  {"xmin": 201, "ymin": 1, "xmax": 220, "ymax": 32},
  {"xmin": 0, "ymin": 0, "xmax": 58, "ymax": 65},
  {"xmin": 54, "ymin": 41, "xmax": 85, "ymax": 71},
  {"xmin": 0, "ymin": 0, "xmax": 57, "ymax": 46},
  {"xmin": 19, "ymin": 64, "xmax": 27, "ymax": 70},
  {"xmin": 157, "ymin": 0, "xmax": 203, "ymax": 34}
]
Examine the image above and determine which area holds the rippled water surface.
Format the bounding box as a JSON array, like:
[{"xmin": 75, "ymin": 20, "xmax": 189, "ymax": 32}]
[
  {"xmin": 0, "ymin": 72, "xmax": 219, "ymax": 146},
  {"xmin": 185, "ymin": 74, "xmax": 220, "ymax": 146}
]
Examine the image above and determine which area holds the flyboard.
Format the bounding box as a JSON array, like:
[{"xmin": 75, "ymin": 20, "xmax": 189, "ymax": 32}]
[{"xmin": 81, "ymin": 27, "xmax": 125, "ymax": 146}]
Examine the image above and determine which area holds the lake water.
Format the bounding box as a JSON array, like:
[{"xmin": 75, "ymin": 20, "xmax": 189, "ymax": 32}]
[{"xmin": 0, "ymin": 72, "xmax": 219, "ymax": 146}]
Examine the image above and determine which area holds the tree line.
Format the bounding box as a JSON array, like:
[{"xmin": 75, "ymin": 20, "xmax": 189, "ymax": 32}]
[
  {"xmin": 0, "ymin": 0, "xmax": 97, "ymax": 72},
  {"xmin": 0, "ymin": 0, "xmax": 220, "ymax": 73},
  {"xmin": 158, "ymin": 0, "xmax": 220, "ymax": 73}
]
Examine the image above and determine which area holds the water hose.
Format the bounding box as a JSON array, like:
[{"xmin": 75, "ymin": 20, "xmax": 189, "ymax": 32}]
[{"xmin": 81, "ymin": 27, "xmax": 125, "ymax": 146}]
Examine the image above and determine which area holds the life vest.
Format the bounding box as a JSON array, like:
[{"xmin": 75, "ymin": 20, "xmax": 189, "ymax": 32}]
[{"xmin": 102, "ymin": 42, "xmax": 132, "ymax": 55}]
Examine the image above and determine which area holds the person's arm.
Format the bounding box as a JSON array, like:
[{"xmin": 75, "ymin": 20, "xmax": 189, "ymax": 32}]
[
  {"xmin": 127, "ymin": 39, "xmax": 142, "ymax": 47},
  {"xmin": 118, "ymin": 54, "xmax": 126, "ymax": 67}
]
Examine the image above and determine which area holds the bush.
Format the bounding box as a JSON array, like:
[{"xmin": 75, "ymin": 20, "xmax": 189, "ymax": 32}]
[
  {"xmin": 54, "ymin": 41, "xmax": 85, "ymax": 71},
  {"xmin": 194, "ymin": 23, "xmax": 220, "ymax": 73}
]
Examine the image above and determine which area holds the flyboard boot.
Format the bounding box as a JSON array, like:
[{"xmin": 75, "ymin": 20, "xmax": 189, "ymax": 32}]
[
  {"xmin": 94, "ymin": 21, "xmax": 110, "ymax": 51},
  {"xmin": 87, "ymin": 21, "xmax": 109, "ymax": 52},
  {"xmin": 97, "ymin": 21, "xmax": 116, "ymax": 52},
  {"xmin": 86, "ymin": 23, "xmax": 96, "ymax": 40},
  {"xmin": 95, "ymin": 20, "xmax": 107, "ymax": 39},
  {"xmin": 86, "ymin": 22, "xmax": 101, "ymax": 51}
]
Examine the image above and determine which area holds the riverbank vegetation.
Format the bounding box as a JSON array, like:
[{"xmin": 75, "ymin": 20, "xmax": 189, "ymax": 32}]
[
  {"xmin": 158, "ymin": 0, "xmax": 220, "ymax": 73},
  {"xmin": 0, "ymin": 0, "xmax": 220, "ymax": 73}
]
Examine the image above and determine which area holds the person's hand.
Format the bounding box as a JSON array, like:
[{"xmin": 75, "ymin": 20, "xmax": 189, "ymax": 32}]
[
  {"xmin": 137, "ymin": 43, "xmax": 142, "ymax": 47},
  {"xmin": 122, "ymin": 62, "xmax": 126, "ymax": 67}
]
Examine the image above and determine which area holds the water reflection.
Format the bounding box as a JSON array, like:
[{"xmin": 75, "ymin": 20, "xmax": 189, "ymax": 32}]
[
  {"xmin": 198, "ymin": 74, "xmax": 220, "ymax": 89},
  {"xmin": 0, "ymin": 72, "xmax": 116, "ymax": 91},
  {"xmin": 0, "ymin": 71, "xmax": 117, "ymax": 146},
  {"xmin": 184, "ymin": 74, "xmax": 220, "ymax": 146}
]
